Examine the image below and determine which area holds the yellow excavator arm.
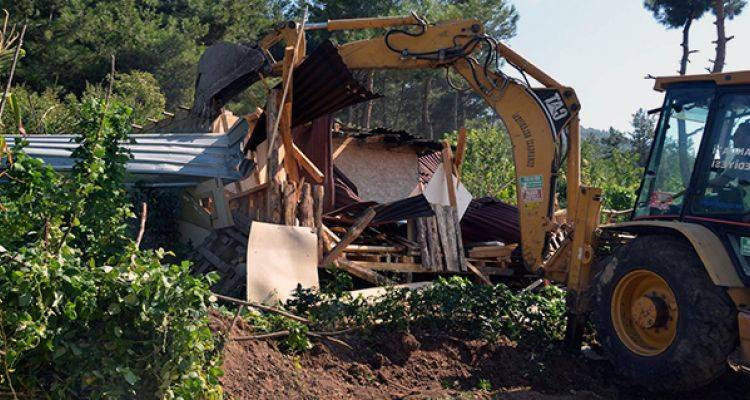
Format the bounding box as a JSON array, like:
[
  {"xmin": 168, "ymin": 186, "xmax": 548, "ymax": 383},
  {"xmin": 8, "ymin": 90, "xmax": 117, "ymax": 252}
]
[{"xmin": 261, "ymin": 15, "xmax": 602, "ymax": 337}]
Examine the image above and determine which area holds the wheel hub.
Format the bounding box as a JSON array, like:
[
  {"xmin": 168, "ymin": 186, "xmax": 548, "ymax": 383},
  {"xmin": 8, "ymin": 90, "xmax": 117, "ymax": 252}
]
[
  {"xmin": 611, "ymin": 269, "xmax": 678, "ymax": 356},
  {"xmin": 631, "ymin": 295, "xmax": 670, "ymax": 329}
]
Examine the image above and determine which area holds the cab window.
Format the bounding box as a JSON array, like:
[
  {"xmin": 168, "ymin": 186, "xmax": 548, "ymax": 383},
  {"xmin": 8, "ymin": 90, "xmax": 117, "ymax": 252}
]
[
  {"xmin": 634, "ymin": 86, "xmax": 713, "ymax": 218},
  {"xmin": 690, "ymin": 92, "xmax": 750, "ymax": 220}
]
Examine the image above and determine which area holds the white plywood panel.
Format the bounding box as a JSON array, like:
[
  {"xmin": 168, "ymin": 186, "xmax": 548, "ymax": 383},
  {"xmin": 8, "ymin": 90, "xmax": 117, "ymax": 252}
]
[
  {"xmin": 423, "ymin": 161, "xmax": 472, "ymax": 220},
  {"xmin": 246, "ymin": 222, "xmax": 319, "ymax": 304}
]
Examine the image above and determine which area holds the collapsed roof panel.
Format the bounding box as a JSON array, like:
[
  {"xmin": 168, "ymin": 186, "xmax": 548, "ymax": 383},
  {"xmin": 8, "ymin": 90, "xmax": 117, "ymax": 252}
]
[
  {"xmin": 9, "ymin": 131, "xmax": 246, "ymax": 185},
  {"xmin": 244, "ymin": 40, "xmax": 380, "ymax": 151},
  {"xmin": 292, "ymin": 41, "xmax": 381, "ymax": 127}
]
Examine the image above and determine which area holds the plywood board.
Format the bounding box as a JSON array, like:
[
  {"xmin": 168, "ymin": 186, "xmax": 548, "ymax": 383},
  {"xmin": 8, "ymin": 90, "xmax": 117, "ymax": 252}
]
[
  {"xmin": 178, "ymin": 220, "xmax": 212, "ymax": 246},
  {"xmin": 333, "ymin": 137, "xmax": 419, "ymax": 203},
  {"xmin": 423, "ymin": 161, "xmax": 472, "ymax": 220},
  {"xmin": 246, "ymin": 222, "xmax": 318, "ymax": 304}
]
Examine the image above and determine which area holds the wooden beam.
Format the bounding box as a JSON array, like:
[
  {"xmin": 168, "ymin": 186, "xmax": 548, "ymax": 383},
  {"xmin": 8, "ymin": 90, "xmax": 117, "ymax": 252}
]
[
  {"xmin": 292, "ymin": 143, "xmax": 324, "ymax": 183},
  {"xmin": 344, "ymin": 244, "xmax": 405, "ymax": 253},
  {"xmin": 335, "ymin": 259, "xmax": 392, "ymax": 285},
  {"xmin": 468, "ymin": 244, "xmax": 518, "ymax": 259},
  {"xmin": 280, "ymin": 46, "xmax": 299, "ymax": 183},
  {"xmin": 332, "ymin": 136, "xmax": 354, "ymax": 160},
  {"xmin": 227, "ymin": 182, "xmax": 269, "ymax": 200},
  {"xmin": 441, "ymin": 141, "xmax": 458, "ymax": 208},
  {"xmin": 465, "ymin": 261, "xmax": 492, "ymax": 285},
  {"xmin": 454, "ymin": 127, "xmax": 467, "ymax": 177},
  {"xmin": 320, "ymin": 208, "xmax": 376, "ymax": 267},
  {"xmin": 321, "ymin": 224, "xmax": 341, "ymax": 243}
]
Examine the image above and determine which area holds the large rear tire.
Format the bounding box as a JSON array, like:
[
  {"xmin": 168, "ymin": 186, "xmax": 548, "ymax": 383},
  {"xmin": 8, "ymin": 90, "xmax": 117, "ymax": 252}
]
[{"xmin": 591, "ymin": 235, "xmax": 737, "ymax": 392}]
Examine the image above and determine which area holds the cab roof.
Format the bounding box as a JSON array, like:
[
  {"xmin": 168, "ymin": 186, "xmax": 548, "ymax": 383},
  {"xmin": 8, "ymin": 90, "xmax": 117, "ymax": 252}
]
[{"xmin": 654, "ymin": 70, "xmax": 750, "ymax": 92}]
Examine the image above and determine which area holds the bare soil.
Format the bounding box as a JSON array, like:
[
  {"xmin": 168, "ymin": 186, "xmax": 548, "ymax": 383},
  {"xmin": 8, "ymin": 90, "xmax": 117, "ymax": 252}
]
[{"xmin": 211, "ymin": 313, "xmax": 750, "ymax": 400}]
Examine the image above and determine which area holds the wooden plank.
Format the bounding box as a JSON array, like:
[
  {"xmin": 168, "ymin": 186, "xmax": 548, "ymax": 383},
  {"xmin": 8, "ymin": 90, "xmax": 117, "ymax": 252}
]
[
  {"xmin": 469, "ymin": 244, "xmax": 518, "ymax": 259},
  {"xmin": 441, "ymin": 141, "xmax": 458, "ymax": 208},
  {"xmin": 454, "ymin": 127, "xmax": 467, "ymax": 177},
  {"xmin": 313, "ymin": 184, "xmax": 325, "ymax": 263},
  {"xmin": 292, "ymin": 143, "xmax": 324, "ymax": 184},
  {"xmin": 416, "ymin": 219, "xmax": 433, "ymax": 271},
  {"xmin": 450, "ymin": 206, "xmax": 466, "ymax": 272},
  {"xmin": 178, "ymin": 220, "xmax": 212, "ymax": 246},
  {"xmin": 223, "ymin": 228, "xmax": 249, "ymax": 246},
  {"xmin": 347, "ymin": 261, "xmax": 424, "ymax": 273},
  {"xmin": 279, "ymin": 46, "xmax": 299, "ymax": 184},
  {"xmin": 227, "ymin": 182, "xmax": 269, "ymax": 200},
  {"xmin": 426, "ymin": 216, "xmax": 444, "ymax": 271},
  {"xmin": 433, "ymin": 205, "xmax": 459, "ymax": 272},
  {"xmin": 321, "ymin": 224, "xmax": 341, "ymax": 243},
  {"xmin": 320, "ymin": 208, "xmax": 376, "ymax": 267},
  {"xmin": 265, "ymin": 89, "xmax": 284, "ymax": 224},
  {"xmin": 335, "ymin": 259, "xmax": 391, "ymax": 286},
  {"xmin": 297, "ymin": 182, "xmax": 314, "ymax": 228},
  {"xmin": 197, "ymin": 246, "xmax": 234, "ymax": 274},
  {"xmin": 313, "ymin": 185, "xmax": 324, "ymax": 228},
  {"xmin": 344, "ymin": 244, "xmax": 405, "ymax": 253},
  {"xmin": 465, "ymin": 261, "xmax": 492, "ymax": 285},
  {"xmin": 321, "ymin": 231, "xmax": 336, "ymax": 252},
  {"xmin": 332, "ymin": 136, "xmax": 354, "ymax": 160},
  {"xmin": 282, "ymin": 181, "xmax": 297, "ymax": 226}
]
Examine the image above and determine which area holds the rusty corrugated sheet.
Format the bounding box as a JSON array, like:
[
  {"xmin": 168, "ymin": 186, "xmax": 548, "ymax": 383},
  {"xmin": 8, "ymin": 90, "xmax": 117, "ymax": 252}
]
[
  {"xmin": 293, "ymin": 116, "xmax": 335, "ymax": 211},
  {"xmin": 244, "ymin": 40, "xmax": 380, "ymax": 152},
  {"xmin": 418, "ymin": 151, "xmax": 521, "ymax": 245},
  {"xmin": 292, "ymin": 41, "xmax": 380, "ymax": 127}
]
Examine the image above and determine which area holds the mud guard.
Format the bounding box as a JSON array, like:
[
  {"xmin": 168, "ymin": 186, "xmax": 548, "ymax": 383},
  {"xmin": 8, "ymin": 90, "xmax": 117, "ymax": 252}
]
[{"xmin": 604, "ymin": 220, "xmax": 743, "ymax": 287}]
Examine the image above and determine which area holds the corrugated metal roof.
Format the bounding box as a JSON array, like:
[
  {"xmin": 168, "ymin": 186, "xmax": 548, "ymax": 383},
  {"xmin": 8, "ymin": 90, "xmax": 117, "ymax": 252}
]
[
  {"xmin": 291, "ymin": 40, "xmax": 381, "ymax": 127},
  {"xmin": 245, "ymin": 41, "xmax": 380, "ymax": 153},
  {"xmin": 8, "ymin": 130, "xmax": 246, "ymax": 186}
]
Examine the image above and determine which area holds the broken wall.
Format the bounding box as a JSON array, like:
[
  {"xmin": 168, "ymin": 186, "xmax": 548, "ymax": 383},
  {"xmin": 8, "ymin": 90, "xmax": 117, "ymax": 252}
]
[{"xmin": 333, "ymin": 137, "xmax": 419, "ymax": 204}]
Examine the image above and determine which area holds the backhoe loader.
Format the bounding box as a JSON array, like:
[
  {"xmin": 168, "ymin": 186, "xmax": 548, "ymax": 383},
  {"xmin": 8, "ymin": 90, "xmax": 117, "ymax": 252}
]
[{"xmin": 193, "ymin": 13, "xmax": 750, "ymax": 392}]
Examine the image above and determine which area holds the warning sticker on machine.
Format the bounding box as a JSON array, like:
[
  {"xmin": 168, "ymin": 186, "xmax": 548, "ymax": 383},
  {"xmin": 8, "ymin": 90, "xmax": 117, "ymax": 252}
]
[
  {"xmin": 519, "ymin": 175, "xmax": 543, "ymax": 203},
  {"xmin": 741, "ymin": 237, "xmax": 750, "ymax": 257}
]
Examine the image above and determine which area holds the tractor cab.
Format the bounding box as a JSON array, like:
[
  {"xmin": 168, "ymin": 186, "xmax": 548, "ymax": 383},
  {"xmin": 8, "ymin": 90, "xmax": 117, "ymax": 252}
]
[
  {"xmin": 632, "ymin": 72, "xmax": 750, "ymax": 281},
  {"xmin": 591, "ymin": 72, "xmax": 750, "ymax": 389}
]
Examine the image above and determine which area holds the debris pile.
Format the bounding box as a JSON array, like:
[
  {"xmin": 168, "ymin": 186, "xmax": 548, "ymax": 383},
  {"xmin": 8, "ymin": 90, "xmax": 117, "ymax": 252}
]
[{"xmin": 18, "ymin": 39, "xmax": 527, "ymax": 303}]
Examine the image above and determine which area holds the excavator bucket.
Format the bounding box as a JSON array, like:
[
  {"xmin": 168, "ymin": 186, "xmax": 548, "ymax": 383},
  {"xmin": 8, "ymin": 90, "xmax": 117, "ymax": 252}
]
[{"xmin": 191, "ymin": 42, "xmax": 270, "ymax": 126}]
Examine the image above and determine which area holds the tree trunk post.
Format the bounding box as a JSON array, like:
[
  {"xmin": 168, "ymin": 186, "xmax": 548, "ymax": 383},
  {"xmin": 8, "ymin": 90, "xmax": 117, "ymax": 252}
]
[
  {"xmin": 712, "ymin": 0, "xmax": 727, "ymax": 73},
  {"xmin": 421, "ymin": 75, "xmax": 433, "ymax": 139},
  {"xmin": 361, "ymin": 70, "xmax": 374, "ymax": 129}
]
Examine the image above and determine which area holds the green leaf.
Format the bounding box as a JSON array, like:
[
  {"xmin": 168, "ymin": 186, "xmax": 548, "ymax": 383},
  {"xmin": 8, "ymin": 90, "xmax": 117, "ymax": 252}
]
[{"xmin": 119, "ymin": 367, "xmax": 139, "ymax": 386}]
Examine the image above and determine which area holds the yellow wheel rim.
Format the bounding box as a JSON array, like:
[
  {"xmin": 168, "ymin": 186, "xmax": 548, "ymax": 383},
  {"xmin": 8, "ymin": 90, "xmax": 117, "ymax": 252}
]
[{"xmin": 611, "ymin": 269, "xmax": 678, "ymax": 357}]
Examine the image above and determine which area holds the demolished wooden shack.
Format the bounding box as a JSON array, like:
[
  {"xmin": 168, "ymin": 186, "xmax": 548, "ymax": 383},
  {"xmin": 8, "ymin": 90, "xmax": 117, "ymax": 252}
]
[
  {"xmin": 16, "ymin": 38, "xmax": 526, "ymax": 302},
  {"xmin": 180, "ymin": 39, "xmax": 526, "ymax": 301}
]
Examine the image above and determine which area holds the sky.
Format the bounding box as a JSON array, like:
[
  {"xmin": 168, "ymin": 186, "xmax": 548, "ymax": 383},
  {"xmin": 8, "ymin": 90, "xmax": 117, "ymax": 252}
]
[{"xmin": 504, "ymin": 0, "xmax": 750, "ymax": 132}]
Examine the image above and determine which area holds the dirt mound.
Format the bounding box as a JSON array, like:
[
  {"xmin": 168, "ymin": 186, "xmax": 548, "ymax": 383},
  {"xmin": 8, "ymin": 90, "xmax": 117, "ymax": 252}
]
[{"xmin": 212, "ymin": 313, "xmax": 750, "ymax": 399}]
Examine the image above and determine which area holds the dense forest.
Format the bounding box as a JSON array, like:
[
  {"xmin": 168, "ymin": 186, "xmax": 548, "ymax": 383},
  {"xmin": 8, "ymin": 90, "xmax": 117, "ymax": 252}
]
[
  {"xmin": 0, "ymin": 0, "xmax": 518, "ymax": 138},
  {"xmin": 0, "ymin": 0, "xmax": 658, "ymax": 211},
  {"xmin": 0, "ymin": 0, "xmax": 743, "ymax": 211}
]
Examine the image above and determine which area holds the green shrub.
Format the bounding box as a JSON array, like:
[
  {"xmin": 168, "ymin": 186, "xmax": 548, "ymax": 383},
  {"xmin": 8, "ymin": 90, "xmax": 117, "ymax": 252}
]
[
  {"xmin": 287, "ymin": 276, "xmax": 567, "ymax": 346},
  {"xmin": 0, "ymin": 99, "xmax": 222, "ymax": 399}
]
